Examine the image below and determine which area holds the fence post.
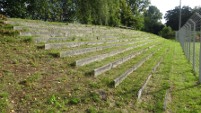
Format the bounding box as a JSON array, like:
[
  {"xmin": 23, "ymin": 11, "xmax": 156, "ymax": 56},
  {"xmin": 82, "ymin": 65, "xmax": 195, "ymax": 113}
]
[
  {"xmin": 196, "ymin": 13, "xmax": 201, "ymax": 83},
  {"xmin": 189, "ymin": 19, "xmax": 196, "ymax": 71},
  {"xmin": 200, "ymin": 25, "xmax": 201, "ymax": 82},
  {"xmin": 187, "ymin": 23, "xmax": 191, "ymax": 62},
  {"xmin": 184, "ymin": 25, "xmax": 188, "ymax": 56}
]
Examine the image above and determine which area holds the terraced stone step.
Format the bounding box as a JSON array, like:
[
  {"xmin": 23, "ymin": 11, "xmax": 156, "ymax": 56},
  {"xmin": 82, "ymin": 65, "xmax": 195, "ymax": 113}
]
[
  {"xmin": 45, "ymin": 39, "xmax": 135, "ymax": 50},
  {"xmin": 93, "ymin": 44, "xmax": 157, "ymax": 77},
  {"xmin": 59, "ymin": 40, "xmax": 146, "ymax": 57},
  {"xmin": 75, "ymin": 42, "xmax": 153, "ymax": 66},
  {"xmin": 34, "ymin": 36, "xmax": 120, "ymax": 43}
]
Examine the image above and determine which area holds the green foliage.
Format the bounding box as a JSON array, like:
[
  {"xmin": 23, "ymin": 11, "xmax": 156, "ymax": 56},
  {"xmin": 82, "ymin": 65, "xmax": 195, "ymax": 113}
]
[
  {"xmin": 26, "ymin": 0, "xmax": 50, "ymax": 20},
  {"xmin": 0, "ymin": 92, "xmax": 9, "ymax": 113},
  {"xmin": 1, "ymin": 0, "xmax": 27, "ymax": 18},
  {"xmin": 48, "ymin": 95, "xmax": 65, "ymax": 110},
  {"xmin": 144, "ymin": 5, "xmax": 164, "ymax": 34},
  {"xmin": 119, "ymin": 0, "xmax": 147, "ymax": 30},
  {"xmin": 127, "ymin": 0, "xmax": 150, "ymax": 15},
  {"xmin": 48, "ymin": 95, "xmax": 57, "ymax": 104},
  {"xmin": 77, "ymin": 0, "xmax": 118, "ymax": 26},
  {"xmin": 1, "ymin": 0, "xmax": 151, "ymax": 29},
  {"xmin": 159, "ymin": 26, "xmax": 175, "ymax": 39},
  {"xmin": 62, "ymin": 0, "xmax": 77, "ymax": 22},
  {"xmin": 21, "ymin": 36, "xmax": 33, "ymax": 43},
  {"xmin": 90, "ymin": 92, "xmax": 101, "ymax": 102},
  {"xmin": 69, "ymin": 97, "xmax": 80, "ymax": 105},
  {"xmin": 165, "ymin": 6, "xmax": 193, "ymax": 31},
  {"xmin": 86, "ymin": 106, "xmax": 97, "ymax": 113},
  {"xmin": 108, "ymin": 0, "xmax": 121, "ymax": 26}
]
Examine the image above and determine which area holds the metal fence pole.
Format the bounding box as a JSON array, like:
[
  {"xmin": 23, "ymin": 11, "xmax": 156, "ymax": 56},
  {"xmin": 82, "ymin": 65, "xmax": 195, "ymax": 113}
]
[
  {"xmin": 184, "ymin": 25, "xmax": 188, "ymax": 56},
  {"xmin": 200, "ymin": 25, "xmax": 201, "ymax": 82},
  {"xmin": 188, "ymin": 23, "xmax": 191, "ymax": 62},
  {"xmin": 189, "ymin": 19, "xmax": 196, "ymax": 71},
  {"xmin": 193, "ymin": 13, "xmax": 201, "ymax": 83}
]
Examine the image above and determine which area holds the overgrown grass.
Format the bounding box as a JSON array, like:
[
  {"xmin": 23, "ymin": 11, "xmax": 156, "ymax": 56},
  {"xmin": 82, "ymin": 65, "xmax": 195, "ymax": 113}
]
[{"xmin": 0, "ymin": 18, "xmax": 199, "ymax": 113}]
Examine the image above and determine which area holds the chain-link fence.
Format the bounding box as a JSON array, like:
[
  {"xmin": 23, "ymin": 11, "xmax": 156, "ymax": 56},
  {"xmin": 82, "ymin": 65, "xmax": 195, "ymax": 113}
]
[{"xmin": 176, "ymin": 12, "xmax": 201, "ymax": 82}]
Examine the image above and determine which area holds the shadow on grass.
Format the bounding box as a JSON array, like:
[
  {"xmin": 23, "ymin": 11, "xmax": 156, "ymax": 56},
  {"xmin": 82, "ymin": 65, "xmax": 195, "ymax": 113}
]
[
  {"xmin": 37, "ymin": 45, "xmax": 45, "ymax": 49},
  {"xmin": 70, "ymin": 62, "xmax": 76, "ymax": 67},
  {"xmin": 48, "ymin": 52, "xmax": 60, "ymax": 58},
  {"xmin": 84, "ymin": 71, "xmax": 94, "ymax": 77},
  {"xmin": 173, "ymin": 83, "xmax": 201, "ymax": 92},
  {"xmin": 107, "ymin": 81, "xmax": 115, "ymax": 88}
]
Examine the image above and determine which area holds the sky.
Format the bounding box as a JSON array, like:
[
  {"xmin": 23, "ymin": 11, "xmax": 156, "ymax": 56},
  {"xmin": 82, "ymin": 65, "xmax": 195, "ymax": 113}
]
[{"xmin": 151, "ymin": 0, "xmax": 201, "ymax": 23}]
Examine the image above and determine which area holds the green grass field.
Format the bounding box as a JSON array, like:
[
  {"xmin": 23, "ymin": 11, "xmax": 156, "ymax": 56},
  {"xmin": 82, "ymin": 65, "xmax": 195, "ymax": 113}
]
[{"xmin": 0, "ymin": 18, "xmax": 201, "ymax": 113}]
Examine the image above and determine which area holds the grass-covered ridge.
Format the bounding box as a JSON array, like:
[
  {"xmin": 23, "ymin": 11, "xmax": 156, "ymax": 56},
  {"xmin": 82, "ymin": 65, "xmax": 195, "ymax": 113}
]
[{"xmin": 0, "ymin": 18, "xmax": 200, "ymax": 113}]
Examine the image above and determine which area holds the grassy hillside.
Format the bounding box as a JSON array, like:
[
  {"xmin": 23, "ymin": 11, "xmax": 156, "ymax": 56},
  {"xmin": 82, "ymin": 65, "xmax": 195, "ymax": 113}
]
[{"xmin": 0, "ymin": 18, "xmax": 200, "ymax": 113}]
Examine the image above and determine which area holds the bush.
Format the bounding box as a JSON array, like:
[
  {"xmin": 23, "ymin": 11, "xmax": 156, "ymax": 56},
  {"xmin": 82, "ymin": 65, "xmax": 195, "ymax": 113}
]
[{"xmin": 159, "ymin": 26, "xmax": 175, "ymax": 39}]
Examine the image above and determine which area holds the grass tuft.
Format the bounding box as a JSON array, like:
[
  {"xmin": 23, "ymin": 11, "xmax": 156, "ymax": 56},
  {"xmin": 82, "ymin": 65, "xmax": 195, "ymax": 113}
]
[
  {"xmin": 69, "ymin": 97, "xmax": 81, "ymax": 105},
  {"xmin": 21, "ymin": 36, "xmax": 33, "ymax": 43}
]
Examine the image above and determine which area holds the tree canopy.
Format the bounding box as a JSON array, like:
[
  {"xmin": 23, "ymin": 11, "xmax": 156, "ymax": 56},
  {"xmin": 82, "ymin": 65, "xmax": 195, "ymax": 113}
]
[
  {"xmin": 164, "ymin": 6, "xmax": 193, "ymax": 31},
  {"xmin": 143, "ymin": 5, "xmax": 164, "ymax": 35},
  {"xmin": 0, "ymin": 0, "xmax": 151, "ymax": 29}
]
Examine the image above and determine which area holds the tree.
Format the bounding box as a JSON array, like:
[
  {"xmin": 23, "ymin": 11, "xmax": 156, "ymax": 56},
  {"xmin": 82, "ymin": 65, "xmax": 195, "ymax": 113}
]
[
  {"xmin": 77, "ymin": 0, "xmax": 118, "ymax": 26},
  {"xmin": 61, "ymin": 0, "xmax": 77, "ymax": 22},
  {"xmin": 126, "ymin": 0, "xmax": 150, "ymax": 30},
  {"xmin": 127, "ymin": 0, "xmax": 150, "ymax": 15},
  {"xmin": 120, "ymin": 0, "xmax": 133, "ymax": 27},
  {"xmin": 77, "ymin": 0, "xmax": 93, "ymax": 24},
  {"xmin": 159, "ymin": 26, "xmax": 175, "ymax": 39},
  {"xmin": 1, "ymin": 0, "xmax": 27, "ymax": 18},
  {"xmin": 91, "ymin": 0, "xmax": 109, "ymax": 25},
  {"xmin": 108, "ymin": 0, "xmax": 121, "ymax": 26},
  {"xmin": 144, "ymin": 5, "xmax": 163, "ymax": 34},
  {"xmin": 26, "ymin": 0, "xmax": 50, "ymax": 20},
  {"xmin": 0, "ymin": 0, "xmax": 153, "ymax": 29},
  {"xmin": 164, "ymin": 6, "xmax": 193, "ymax": 31}
]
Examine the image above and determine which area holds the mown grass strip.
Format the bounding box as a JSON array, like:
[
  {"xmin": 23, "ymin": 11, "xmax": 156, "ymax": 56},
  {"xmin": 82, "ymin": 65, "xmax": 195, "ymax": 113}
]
[
  {"xmin": 163, "ymin": 46, "xmax": 175, "ymax": 111},
  {"xmin": 166, "ymin": 42, "xmax": 201, "ymax": 112},
  {"xmin": 112, "ymin": 44, "xmax": 167, "ymax": 110},
  {"xmin": 137, "ymin": 48, "xmax": 168, "ymax": 101},
  {"xmin": 138, "ymin": 41, "xmax": 173, "ymax": 112},
  {"xmin": 114, "ymin": 48, "xmax": 160, "ymax": 88}
]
